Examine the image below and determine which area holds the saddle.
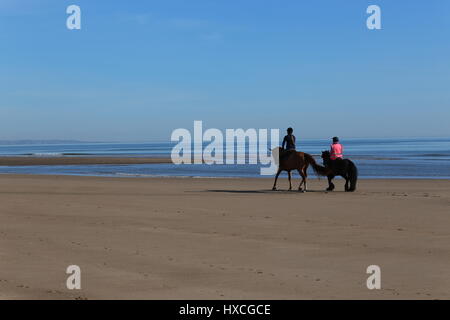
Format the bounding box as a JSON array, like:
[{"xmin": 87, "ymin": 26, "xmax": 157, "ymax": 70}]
[{"xmin": 279, "ymin": 148, "xmax": 296, "ymax": 161}]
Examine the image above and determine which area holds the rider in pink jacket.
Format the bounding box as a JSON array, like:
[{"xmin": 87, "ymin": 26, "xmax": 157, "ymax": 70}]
[{"xmin": 330, "ymin": 137, "xmax": 343, "ymax": 160}]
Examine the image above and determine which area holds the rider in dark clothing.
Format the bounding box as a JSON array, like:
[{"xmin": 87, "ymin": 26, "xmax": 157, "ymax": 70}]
[
  {"xmin": 282, "ymin": 127, "xmax": 296, "ymax": 150},
  {"xmin": 280, "ymin": 127, "xmax": 296, "ymax": 161}
]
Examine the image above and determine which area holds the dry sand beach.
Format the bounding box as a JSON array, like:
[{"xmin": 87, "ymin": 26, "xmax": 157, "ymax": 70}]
[{"xmin": 0, "ymin": 174, "xmax": 449, "ymax": 300}]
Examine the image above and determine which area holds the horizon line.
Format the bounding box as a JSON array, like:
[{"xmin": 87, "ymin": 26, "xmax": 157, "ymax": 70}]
[{"xmin": 0, "ymin": 135, "xmax": 449, "ymax": 145}]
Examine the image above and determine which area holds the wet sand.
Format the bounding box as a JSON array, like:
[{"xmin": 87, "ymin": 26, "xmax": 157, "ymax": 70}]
[{"xmin": 0, "ymin": 175, "xmax": 449, "ymax": 299}]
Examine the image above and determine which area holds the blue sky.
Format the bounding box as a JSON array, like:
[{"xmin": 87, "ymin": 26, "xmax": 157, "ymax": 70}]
[{"xmin": 1, "ymin": 0, "xmax": 449, "ymax": 141}]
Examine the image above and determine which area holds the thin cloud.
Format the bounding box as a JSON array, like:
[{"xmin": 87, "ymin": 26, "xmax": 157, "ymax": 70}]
[
  {"xmin": 200, "ymin": 32, "xmax": 223, "ymax": 42},
  {"xmin": 118, "ymin": 13, "xmax": 152, "ymax": 26},
  {"xmin": 0, "ymin": 0, "xmax": 52, "ymax": 15},
  {"xmin": 166, "ymin": 18, "xmax": 208, "ymax": 29}
]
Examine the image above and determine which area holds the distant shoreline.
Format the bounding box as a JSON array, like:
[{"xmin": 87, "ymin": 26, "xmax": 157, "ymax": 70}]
[
  {"xmin": 0, "ymin": 156, "xmax": 172, "ymax": 166},
  {"xmin": 0, "ymin": 155, "xmax": 406, "ymax": 167}
]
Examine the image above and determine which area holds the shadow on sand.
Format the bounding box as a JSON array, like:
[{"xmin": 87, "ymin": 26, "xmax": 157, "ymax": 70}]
[{"xmin": 205, "ymin": 189, "xmax": 333, "ymax": 194}]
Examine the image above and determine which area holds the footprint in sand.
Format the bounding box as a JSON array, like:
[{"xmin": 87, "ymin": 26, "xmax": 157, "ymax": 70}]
[
  {"xmin": 46, "ymin": 289, "xmax": 63, "ymax": 294},
  {"xmin": 17, "ymin": 284, "xmax": 30, "ymax": 289}
]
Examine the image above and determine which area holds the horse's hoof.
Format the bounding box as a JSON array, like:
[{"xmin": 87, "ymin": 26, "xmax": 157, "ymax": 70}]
[{"xmin": 272, "ymin": 187, "xmax": 277, "ymax": 191}]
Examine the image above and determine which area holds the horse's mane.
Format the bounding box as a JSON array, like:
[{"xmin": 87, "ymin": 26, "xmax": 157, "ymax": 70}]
[{"xmin": 321, "ymin": 150, "xmax": 331, "ymax": 160}]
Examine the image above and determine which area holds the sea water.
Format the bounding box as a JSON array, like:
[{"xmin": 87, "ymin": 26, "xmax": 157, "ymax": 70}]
[{"xmin": 0, "ymin": 138, "xmax": 449, "ymax": 179}]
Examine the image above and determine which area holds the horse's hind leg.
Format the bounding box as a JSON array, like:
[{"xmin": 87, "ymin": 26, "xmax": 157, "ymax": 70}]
[
  {"xmin": 302, "ymin": 168, "xmax": 308, "ymax": 192},
  {"xmin": 344, "ymin": 175, "xmax": 350, "ymax": 191},
  {"xmin": 297, "ymin": 169, "xmax": 304, "ymax": 191},
  {"xmin": 288, "ymin": 171, "xmax": 292, "ymax": 190},
  {"xmin": 298, "ymin": 169, "xmax": 307, "ymax": 192},
  {"xmin": 272, "ymin": 168, "xmax": 282, "ymax": 190}
]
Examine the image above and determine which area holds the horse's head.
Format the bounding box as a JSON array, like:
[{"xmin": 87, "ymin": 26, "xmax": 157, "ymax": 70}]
[
  {"xmin": 271, "ymin": 147, "xmax": 281, "ymax": 153},
  {"xmin": 269, "ymin": 147, "xmax": 283, "ymax": 166},
  {"xmin": 271, "ymin": 147, "xmax": 283, "ymax": 157},
  {"xmin": 321, "ymin": 150, "xmax": 331, "ymax": 159},
  {"xmin": 321, "ymin": 151, "xmax": 331, "ymax": 166}
]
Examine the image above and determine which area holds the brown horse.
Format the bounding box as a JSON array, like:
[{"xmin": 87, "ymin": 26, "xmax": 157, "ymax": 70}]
[{"xmin": 271, "ymin": 147, "xmax": 329, "ymax": 192}]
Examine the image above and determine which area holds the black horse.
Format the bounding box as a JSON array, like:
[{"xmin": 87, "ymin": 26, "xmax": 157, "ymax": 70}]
[{"xmin": 321, "ymin": 151, "xmax": 358, "ymax": 192}]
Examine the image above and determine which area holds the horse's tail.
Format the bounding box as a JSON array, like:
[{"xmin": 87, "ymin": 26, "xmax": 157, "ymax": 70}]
[
  {"xmin": 348, "ymin": 161, "xmax": 358, "ymax": 191},
  {"xmin": 304, "ymin": 153, "xmax": 329, "ymax": 177}
]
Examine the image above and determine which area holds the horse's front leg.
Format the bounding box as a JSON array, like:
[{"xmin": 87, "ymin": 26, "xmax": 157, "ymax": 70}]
[
  {"xmin": 326, "ymin": 175, "xmax": 335, "ymax": 191},
  {"xmin": 272, "ymin": 168, "xmax": 282, "ymax": 190}
]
